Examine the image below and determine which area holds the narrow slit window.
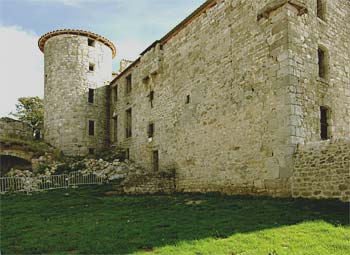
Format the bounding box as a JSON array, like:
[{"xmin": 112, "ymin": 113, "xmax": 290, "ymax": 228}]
[
  {"xmin": 88, "ymin": 88, "xmax": 94, "ymax": 103},
  {"xmin": 317, "ymin": 0, "xmax": 325, "ymax": 20},
  {"xmin": 88, "ymin": 38, "xmax": 95, "ymax": 47},
  {"xmin": 318, "ymin": 47, "xmax": 327, "ymax": 79},
  {"xmin": 126, "ymin": 74, "xmax": 132, "ymax": 95},
  {"xmin": 149, "ymin": 91, "xmax": 154, "ymax": 101},
  {"xmin": 149, "ymin": 90, "xmax": 154, "ymax": 108},
  {"xmin": 126, "ymin": 108, "xmax": 132, "ymax": 138},
  {"xmin": 113, "ymin": 116, "xmax": 118, "ymax": 143},
  {"xmin": 89, "ymin": 63, "xmax": 95, "ymax": 72},
  {"xmin": 186, "ymin": 95, "xmax": 191, "ymax": 104},
  {"xmin": 89, "ymin": 120, "xmax": 95, "ymax": 136},
  {"xmin": 148, "ymin": 123, "xmax": 154, "ymax": 138},
  {"xmin": 125, "ymin": 148, "xmax": 130, "ymax": 160},
  {"xmin": 320, "ymin": 106, "xmax": 329, "ymax": 140},
  {"xmin": 153, "ymin": 150, "xmax": 159, "ymax": 171}
]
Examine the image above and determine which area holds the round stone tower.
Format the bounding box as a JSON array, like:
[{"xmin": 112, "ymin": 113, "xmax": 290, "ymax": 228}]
[{"xmin": 38, "ymin": 29, "xmax": 116, "ymax": 156}]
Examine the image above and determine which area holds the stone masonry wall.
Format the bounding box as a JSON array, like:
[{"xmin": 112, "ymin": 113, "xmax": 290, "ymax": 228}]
[
  {"xmin": 293, "ymin": 139, "xmax": 350, "ymax": 201},
  {"xmin": 110, "ymin": 0, "xmax": 313, "ymax": 197},
  {"xmin": 121, "ymin": 171, "xmax": 176, "ymax": 194},
  {"xmin": 109, "ymin": 0, "xmax": 348, "ymax": 198},
  {"xmin": 0, "ymin": 118, "xmax": 33, "ymax": 140},
  {"xmin": 286, "ymin": 0, "xmax": 350, "ymax": 144},
  {"xmin": 44, "ymin": 34, "xmax": 112, "ymax": 156}
]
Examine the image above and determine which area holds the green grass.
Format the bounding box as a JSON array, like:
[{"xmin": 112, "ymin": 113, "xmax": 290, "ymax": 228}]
[{"xmin": 1, "ymin": 185, "xmax": 349, "ymax": 255}]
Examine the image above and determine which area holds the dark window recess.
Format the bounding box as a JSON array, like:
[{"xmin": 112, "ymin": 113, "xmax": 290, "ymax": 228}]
[
  {"xmin": 89, "ymin": 120, "xmax": 95, "ymax": 136},
  {"xmin": 88, "ymin": 88, "xmax": 94, "ymax": 103},
  {"xmin": 114, "ymin": 87, "xmax": 118, "ymax": 102},
  {"xmin": 320, "ymin": 106, "xmax": 329, "ymax": 140},
  {"xmin": 318, "ymin": 48, "xmax": 326, "ymax": 78},
  {"xmin": 186, "ymin": 95, "xmax": 191, "ymax": 104},
  {"xmin": 88, "ymin": 148, "xmax": 95, "ymax": 155},
  {"xmin": 126, "ymin": 74, "xmax": 132, "ymax": 94},
  {"xmin": 149, "ymin": 91, "xmax": 154, "ymax": 101},
  {"xmin": 317, "ymin": 0, "xmax": 325, "ymax": 20},
  {"xmin": 149, "ymin": 90, "xmax": 154, "ymax": 107},
  {"xmin": 148, "ymin": 123, "xmax": 154, "ymax": 138},
  {"xmin": 126, "ymin": 108, "xmax": 132, "ymax": 138},
  {"xmin": 89, "ymin": 63, "xmax": 95, "ymax": 71},
  {"xmin": 153, "ymin": 150, "xmax": 159, "ymax": 171},
  {"xmin": 125, "ymin": 148, "xmax": 130, "ymax": 160},
  {"xmin": 113, "ymin": 116, "xmax": 118, "ymax": 143},
  {"xmin": 88, "ymin": 38, "xmax": 95, "ymax": 47}
]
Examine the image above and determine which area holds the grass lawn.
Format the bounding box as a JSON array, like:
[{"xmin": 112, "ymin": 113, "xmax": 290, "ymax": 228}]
[{"xmin": 1, "ymin": 185, "xmax": 349, "ymax": 255}]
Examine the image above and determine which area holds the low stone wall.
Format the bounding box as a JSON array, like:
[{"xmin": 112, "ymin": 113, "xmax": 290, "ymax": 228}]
[
  {"xmin": 292, "ymin": 139, "xmax": 350, "ymax": 201},
  {"xmin": 121, "ymin": 170, "xmax": 175, "ymax": 194},
  {"xmin": 176, "ymin": 177, "xmax": 291, "ymax": 198},
  {"xmin": 0, "ymin": 118, "xmax": 33, "ymax": 140}
]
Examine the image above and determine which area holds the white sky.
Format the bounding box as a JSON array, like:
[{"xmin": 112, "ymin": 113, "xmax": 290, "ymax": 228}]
[
  {"xmin": 0, "ymin": 0, "xmax": 204, "ymax": 117},
  {"xmin": 0, "ymin": 25, "xmax": 44, "ymax": 117}
]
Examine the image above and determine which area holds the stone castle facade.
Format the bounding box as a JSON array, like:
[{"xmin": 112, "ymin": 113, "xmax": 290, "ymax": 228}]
[{"xmin": 38, "ymin": 0, "xmax": 350, "ymax": 201}]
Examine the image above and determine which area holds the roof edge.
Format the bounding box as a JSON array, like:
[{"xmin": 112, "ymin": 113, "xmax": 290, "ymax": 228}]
[
  {"xmin": 38, "ymin": 29, "xmax": 117, "ymax": 58},
  {"xmin": 111, "ymin": 0, "xmax": 217, "ymax": 84}
]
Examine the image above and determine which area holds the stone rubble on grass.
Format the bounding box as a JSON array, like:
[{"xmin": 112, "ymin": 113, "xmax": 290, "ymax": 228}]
[
  {"xmin": 6, "ymin": 158, "xmax": 145, "ymax": 182},
  {"xmin": 78, "ymin": 158, "xmax": 145, "ymax": 181}
]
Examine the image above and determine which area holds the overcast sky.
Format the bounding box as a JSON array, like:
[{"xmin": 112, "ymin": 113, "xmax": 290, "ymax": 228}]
[{"xmin": 0, "ymin": 0, "xmax": 204, "ymax": 117}]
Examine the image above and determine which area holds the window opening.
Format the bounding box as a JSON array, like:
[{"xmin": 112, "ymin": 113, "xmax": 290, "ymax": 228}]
[
  {"xmin": 153, "ymin": 150, "xmax": 159, "ymax": 171},
  {"xmin": 88, "ymin": 88, "xmax": 94, "ymax": 103},
  {"xmin": 126, "ymin": 108, "xmax": 132, "ymax": 138},
  {"xmin": 320, "ymin": 106, "xmax": 330, "ymax": 140},
  {"xmin": 89, "ymin": 120, "xmax": 95, "ymax": 136}
]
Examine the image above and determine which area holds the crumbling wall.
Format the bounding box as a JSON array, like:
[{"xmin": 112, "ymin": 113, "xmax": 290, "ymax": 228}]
[
  {"xmin": 293, "ymin": 139, "xmax": 350, "ymax": 201},
  {"xmin": 0, "ymin": 118, "xmax": 33, "ymax": 140}
]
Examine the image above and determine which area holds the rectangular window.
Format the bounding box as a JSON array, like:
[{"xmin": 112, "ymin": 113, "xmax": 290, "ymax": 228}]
[
  {"xmin": 320, "ymin": 106, "xmax": 329, "ymax": 140},
  {"xmin": 149, "ymin": 91, "xmax": 154, "ymax": 101},
  {"xmin": 125, "ymin": 148, "xmax": 130, "ymax": 160},
  {"xmin": 318, "ymin": 47, "xmax": 327, "ymax": 79},
  {"xmin": 88, "ymin": 148, "xmax": 95, "ymax": 155},
  {"xmin": 152, "ymin": 150, "xmax": 159, "ymax": 171},
  {"xmin": 113, "ymin": 116, "xmax": 118, "ymax": 143},
  {"xmin": 186, "ymin": 95, "xmax": 191, "ymax": 104},
  {"xmin": 88, "ymin": 88, "xmax": 94, "ymax": 103},
  {"xmin": 125, "ymin": 74, "xmax": 132, "ymax": 95},
  {"xmin": 149, "ymin": 91, "xmax": 154, "ymax": 108},
  {"xmin": 125, "ymin": 108, "xmax": 132, "ymax": 138},
  {"xmin": 89, "ymin": 120, "xmax": 95, "ymax": 136},
  {"xmin": 148, "ymin": 123, "xmax": 154, "ymax": 138},
  {"xmin": 88, "ymin": 38, "xmax": 95, "ymax": 47},
  {"xmin": 317, "ymin": 0, "xmax": 325, "ymax": 20},
  {"xmin": 89, "ymin": 63, "xmax": 95, "ymax": 72}
]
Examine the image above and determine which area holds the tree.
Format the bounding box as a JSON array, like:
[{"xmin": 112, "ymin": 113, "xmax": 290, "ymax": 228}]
[{"xmin": 11, "ymin": 97, "xmax": 44, "ymax": 139}]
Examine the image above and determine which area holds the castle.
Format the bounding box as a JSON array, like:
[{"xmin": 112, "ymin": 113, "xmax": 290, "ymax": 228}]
[{"xmin": 38, "ymin": 0, "xmax": 350, "ymax": 201}]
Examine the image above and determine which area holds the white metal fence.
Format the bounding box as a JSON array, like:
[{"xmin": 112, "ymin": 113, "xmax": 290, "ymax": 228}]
[{"xmin": 0, "ymin": 172, "xmax": 104, "ymax": 193}]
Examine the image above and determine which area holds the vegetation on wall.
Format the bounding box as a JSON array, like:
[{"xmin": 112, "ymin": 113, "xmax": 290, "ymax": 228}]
[{"xmin": 10, "ymin": 96, "xmax": 43, "ymax": 137}]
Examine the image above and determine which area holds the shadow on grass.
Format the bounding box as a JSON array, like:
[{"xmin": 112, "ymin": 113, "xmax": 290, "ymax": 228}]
[{"xmin": 1, "ymin": 185, "xmax": 349, "ymax": 254}]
